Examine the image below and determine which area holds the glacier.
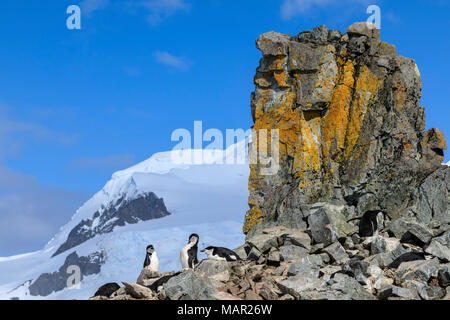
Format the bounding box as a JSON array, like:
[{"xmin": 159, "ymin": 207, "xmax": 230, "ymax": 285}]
[{"xmin": 0, "ymin": 142, "xmax": 249, "ymax": 300}]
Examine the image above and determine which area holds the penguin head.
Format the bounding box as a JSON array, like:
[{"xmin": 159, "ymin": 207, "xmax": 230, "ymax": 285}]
[
  {"xmin": 201, "ymin": 246, "xmax": 214, "ymax": 258},
  {"xmin": 146, "ymin": 245, "xmax": 155, "ymax": 255},
  {"xmin": 188, "ymin": 233, "xmax": 199, "ymax": 245}
]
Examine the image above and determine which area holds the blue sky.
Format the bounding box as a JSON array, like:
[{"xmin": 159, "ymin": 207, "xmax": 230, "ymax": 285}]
[{"xmin": 0, "ymin": 0, "xmax": 449, "ymax": 256}]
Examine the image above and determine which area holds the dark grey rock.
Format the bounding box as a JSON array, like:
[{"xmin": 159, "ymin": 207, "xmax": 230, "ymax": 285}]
[
  {"xmin": 370, "ymin": 236, "xmax": 387, "ymax": 255},
  {"xmin": 323, "ymin": 242, "xmax": 349, "ymax": 263},
  {"xmin": 438, "ymin": 265, "xmax": 450, "ymax": 287},
  {"xmin": 395, "ymin": 258, "xmax": 440, "ymax": 284},
  {"xmin": 308, "ymin": 204, "xmax": 357, "ymax": 246},
  {"xmin": 195, "ymin": 260, "xmax": 231, "ymax": 283},
  {"xmin": 29, "ymin": 251, "xmax": 105, "ymax": 297},
  {"xmin": 163, "ymin": 270, "xmax": 219, "ymax": 300},
  {"xmin": 388, "ymin": 217, "xmax": 433, "ymax": 246},
  {"xmin": 391, "ymin": 285, "xmax": 420, "ymax": 300},
  {"xmin": 283, "ymin": 230, "xmax": 311, "ymax": 251},
  {"xmin": 377, "ymin": 285, "xmax": 393, "ymax": 300},
  {"xmin": 330, "ymin": 273, "xmax": 376, "ymax": 300},
  {"xmin": 418, "ymin": 284, "xmax": 446, "ymax": 300},
  {"xmin": 246, "ymin": 233, "xmax": 278, "ymax": 254},
  {"xmin": 411, "ymin": 166, "xmax": 450, "ymax": 225},
  {"xmin": 279, "ymin": 245, "xmax": 308, "ymax": 262},
  {"xmin": 425, "ymin": 239, "xmax": 450, "ymax": 262},
  {"xmin": 247, "ymin": 247, "xmax": 262, "ymax": 261},
  {"xmin": 277, "ymin": 276, "xmax": 328, "ymax": 300},
  {"xmin": 287, "ymin": 255, "xmax": 323, "ymax": 278}
]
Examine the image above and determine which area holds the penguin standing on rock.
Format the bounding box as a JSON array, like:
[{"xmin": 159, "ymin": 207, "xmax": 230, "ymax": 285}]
[
  {"xmin": 201, "ymin": 246, "xmax": 241, "ymax": 262},
  {"xmin": 143, "ymin": 245, "xmax": 159, "ymax": 272},
  {"xmin": 180, "ymin": 234, "xmax": 199, "ymax": 269}
]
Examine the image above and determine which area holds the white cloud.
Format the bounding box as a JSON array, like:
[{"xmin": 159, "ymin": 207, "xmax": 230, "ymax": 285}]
[
  {"xmin": 80, "ymin": 0, "xmax": 110, "ymax": 15},
  {"xmin": 141, "ymin": 0, "xmax": 190, "ymax": 26},
  {"xmin": 280, "ymin": 0, "xmax": 370, "ymax": 20},
  {"xmin": 69, "ymin": 153, "xmax": 136, "ymax": 172},
  {"xmin": 155, "ymin": 51, "xmax": 191, "ymax": 71}
]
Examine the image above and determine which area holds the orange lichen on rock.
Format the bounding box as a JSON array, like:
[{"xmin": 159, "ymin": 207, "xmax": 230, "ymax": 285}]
[
  {"xmin": 343, "ymin": 65, "xmax": 384, "ymax": 161},
  {"xmin": 244, "ymin": 24, "xmax": 446, "ymax": 236},
  {"xmin": 322, "ymin": 59, "xmax": 355, "ymax": 162}
]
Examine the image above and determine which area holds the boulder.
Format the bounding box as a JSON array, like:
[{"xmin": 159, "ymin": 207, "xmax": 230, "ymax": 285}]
[
  {"xmin": 163, "ymin": 270, "xmax": 219, "ymax": 300},
  {"xmin": 283, "ymin": 229, "xmax": 311, "ymax": 251},
  {"xmin": 395, "ymin": 258, "xmax": 440, "ymax": 284},
  {"xmin": 330, "ymin": 273, "xmax": 376, "ymax": 300},
  {"xmin": 308, "ymin": 204, "xmax": 357, "ymax": 246},
  {"xmin": 425, "ymin": 240, "xmax": 450, "ymax": 262},
  {"xmin": 246, "ymin": 234, "xmax": 279, "ymax": 254},
  {"xmin": 122, "ymin": 282, "xmax": 155, "ymax": 300},
  {"xmin": 279, "ymin": 245, "xmax": 309, "ymax": 262},
  {"xmin": 195, "ymin": 260, "xmax": 231, "ymax": 283},
  {"xmin": 388, "ymin": 218, "xmax": 433, "ymax": 246},
  {"xmin": 438, "ymin": 265, "xmax": 450, "ymax": 287},
  {"xmin": 277, "ymin": 276, "xmax": 328, "ymax": 300},
  {"xmin": 287, "ymin": 255, "xmax": 323, "ymax": 278},
  {"xmin": 136, "ymin": 268, "xmax": 160, "ymax": 286},
  {"xmin": 323, "ymin": 242, "xmax": 349, "ymax": 263},
  {"xmin": 391, "ymin": 285, "xmax": 420, "ymax": 300}
]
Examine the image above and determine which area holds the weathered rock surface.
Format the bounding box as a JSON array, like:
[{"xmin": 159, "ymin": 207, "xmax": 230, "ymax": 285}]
[{"xmin": 244, "ymin": 22, "xmax": 447, "ymax": 236}]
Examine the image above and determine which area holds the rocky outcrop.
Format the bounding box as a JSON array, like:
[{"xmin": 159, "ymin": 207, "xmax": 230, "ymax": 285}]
[
  {"xmin": 244, "ymin": 22, "xmax": 447, "ymax": 236},
  {"xmin": 53, "ymin": 192, "xmax": 170, "ymax": 257},
  {"xmin": 30, "ymin": 251, "xmax": 105, "ymax": 297},
  {"xmin": 90, "ymin": 22, "xmax": 449, "ymax": 302},
  {"xmin": 93, "ymin": 225, "xmax": 450, "ymax": 300}
]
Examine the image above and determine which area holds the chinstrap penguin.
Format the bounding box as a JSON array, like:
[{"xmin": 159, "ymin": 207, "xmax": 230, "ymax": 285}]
[
  {"xmin": 180, "ymin": 233, "xmax": 199, "ymax": 269},
  {"xmin": 201, "ymin": 246, "xmax": 242, "ymax": 262},
  {"xmin": 143, "ymin": 244, "xmax": 159, "ymax": 272},
  {"xmin": 93, "ymin": 283, "xmax": 121, "ymax": 298},
  {"xmin": 348, "ymin": 210, "xmax": 385, "ymax": 238}
]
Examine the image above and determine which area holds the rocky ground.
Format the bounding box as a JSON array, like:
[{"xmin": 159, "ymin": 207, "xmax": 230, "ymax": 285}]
[{"xmin": 91, "ymin": 216, "xmax": 450, "ymax": 301}]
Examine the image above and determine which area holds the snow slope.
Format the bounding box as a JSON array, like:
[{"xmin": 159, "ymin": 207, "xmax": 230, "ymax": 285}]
[
  {"xmin": 445, "ymin": 161, "xmax": 449, "ymax": 166},
  {"xmin": 0, "ymin": 142, "xmax": 250, "ymax": 300}
]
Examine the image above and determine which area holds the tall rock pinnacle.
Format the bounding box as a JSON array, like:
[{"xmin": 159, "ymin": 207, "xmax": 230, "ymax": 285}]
[{"xmin": 244, "ymin": 23, "xmax": 447, "ymax": 236}]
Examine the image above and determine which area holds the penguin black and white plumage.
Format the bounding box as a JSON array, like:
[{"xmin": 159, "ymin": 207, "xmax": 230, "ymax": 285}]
[
  {"xmin": 94, "ymin": 283, "xmax": 121, "ymax": 298},
  {"xmin": 143, "ymin": 244, "xmax": 159, "ymax": 272},
  {"xmin": 201, "ymin": 246, "xmax": 241, "ymax": 262},
  {"xmin": 351, "ymin": 210, "xmax": 385, "ymax": 238},
  {"xmin": 148, "ymin": 272, "xmax": 181, "ymax": 292},
  {"xmin": 180, "ymin": 233, "xmax": 199, "ymax": 269}
]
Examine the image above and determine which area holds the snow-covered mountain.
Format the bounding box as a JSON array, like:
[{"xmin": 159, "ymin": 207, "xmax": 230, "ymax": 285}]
[
  {"xmin": 0, "ymin": 142, "xmax": 249, "ymax": 300},
  {"xmin": 445, "ymin": 161, "xmax": 450, "ymax": 166}
]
